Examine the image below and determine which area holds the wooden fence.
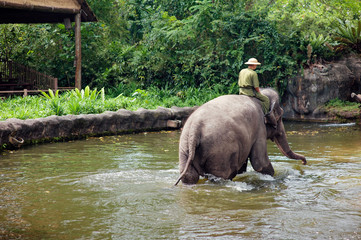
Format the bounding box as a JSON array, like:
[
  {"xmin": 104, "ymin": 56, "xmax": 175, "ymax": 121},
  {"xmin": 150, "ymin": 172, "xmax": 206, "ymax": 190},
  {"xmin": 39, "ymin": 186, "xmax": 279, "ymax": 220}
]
[{"xmin": 0, "ymin": 60, "xmax": 64, "ymax": 96}]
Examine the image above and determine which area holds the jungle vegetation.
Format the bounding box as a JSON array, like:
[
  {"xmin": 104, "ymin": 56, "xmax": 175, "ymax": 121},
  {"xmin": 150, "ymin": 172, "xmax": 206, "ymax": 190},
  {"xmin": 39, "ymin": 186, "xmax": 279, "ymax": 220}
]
[{"xmin": 0, "ymin": 0, "xmax": 361, "ymax": 120}]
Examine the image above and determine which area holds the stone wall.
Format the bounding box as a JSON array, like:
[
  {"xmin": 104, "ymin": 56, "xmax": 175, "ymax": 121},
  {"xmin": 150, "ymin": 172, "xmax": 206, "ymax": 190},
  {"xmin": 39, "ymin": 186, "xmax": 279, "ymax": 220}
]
[
  {"xmin": 281, "ymin": 55, "xmax": 361, "ymax": 120},
  {"xmin": 0, "ymin": 106, "xmax": 197, "ymax": 149}
]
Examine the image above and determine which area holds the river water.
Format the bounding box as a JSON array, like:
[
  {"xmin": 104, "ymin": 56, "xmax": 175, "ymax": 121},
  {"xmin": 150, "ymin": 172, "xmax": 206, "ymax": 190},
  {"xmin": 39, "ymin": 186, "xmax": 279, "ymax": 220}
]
[{"xmin": 0, "ymin": 122, "xmax": 360, "ymax": 239}]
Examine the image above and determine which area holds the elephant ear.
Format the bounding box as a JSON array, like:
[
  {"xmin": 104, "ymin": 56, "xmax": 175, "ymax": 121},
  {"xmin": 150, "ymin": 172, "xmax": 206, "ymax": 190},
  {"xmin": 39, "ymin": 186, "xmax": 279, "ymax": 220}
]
[{"xmin": 265, "ymin": 101, "xmax": 278, "ymax": 128}]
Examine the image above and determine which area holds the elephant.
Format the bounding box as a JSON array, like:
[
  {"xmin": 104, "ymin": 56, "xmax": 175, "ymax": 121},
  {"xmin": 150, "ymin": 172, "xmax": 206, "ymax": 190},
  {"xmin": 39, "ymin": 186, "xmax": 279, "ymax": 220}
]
[
  {"xmin": 175, "ymin": 88, "xmax": 306, "ymax": 185},
  {"xmin": 351, "ymin": 92, "xmax": 361, "ymax": 103}
]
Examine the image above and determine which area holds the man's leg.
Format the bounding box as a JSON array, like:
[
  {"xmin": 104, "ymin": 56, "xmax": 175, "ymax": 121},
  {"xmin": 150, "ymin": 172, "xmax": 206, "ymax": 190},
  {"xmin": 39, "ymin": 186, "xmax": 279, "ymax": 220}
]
[
  {"xmin": 255, "ymin": 92, "xmax": 277, "ymax": 128},
  {"xmin": 255, "ymin": 92, "xmax": 270, "ymax": 114}
]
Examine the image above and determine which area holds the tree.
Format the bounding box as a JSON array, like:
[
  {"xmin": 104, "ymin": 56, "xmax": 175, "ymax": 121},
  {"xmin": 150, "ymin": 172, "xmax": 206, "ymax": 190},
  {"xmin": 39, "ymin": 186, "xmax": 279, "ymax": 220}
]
[{"xmin": 1, "ymin": 0, "xmax": 360, "ymax": 95}]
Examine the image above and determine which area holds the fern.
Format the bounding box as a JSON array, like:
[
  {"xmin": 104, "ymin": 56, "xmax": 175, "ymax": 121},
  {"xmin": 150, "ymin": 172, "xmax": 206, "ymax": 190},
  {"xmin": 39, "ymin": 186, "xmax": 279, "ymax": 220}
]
[
  {"xmin": 40, "ymin": 89, "xmax": 59, "ymax": 100},
  {"xmin": 69, "ymin": 86, "xmax": 104, "ymax": 101},
  {"xmin": 334, "ymin": 19, "xmax": 361, "ymax": 53}
]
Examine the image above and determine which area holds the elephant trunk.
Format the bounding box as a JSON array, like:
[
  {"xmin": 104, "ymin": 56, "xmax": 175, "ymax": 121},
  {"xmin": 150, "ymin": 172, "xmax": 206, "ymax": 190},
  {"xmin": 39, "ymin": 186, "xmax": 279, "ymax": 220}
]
[{"xmin": 274, "ymin": 122, "xmax": 307, "ymax": 165}]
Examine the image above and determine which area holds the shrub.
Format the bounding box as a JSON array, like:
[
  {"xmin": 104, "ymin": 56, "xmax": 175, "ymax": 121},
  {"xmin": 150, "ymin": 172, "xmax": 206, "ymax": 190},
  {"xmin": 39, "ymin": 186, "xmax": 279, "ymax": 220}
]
[{"xmin": 325, "ymin": 98, "xmax": 361, "ymax": 111}]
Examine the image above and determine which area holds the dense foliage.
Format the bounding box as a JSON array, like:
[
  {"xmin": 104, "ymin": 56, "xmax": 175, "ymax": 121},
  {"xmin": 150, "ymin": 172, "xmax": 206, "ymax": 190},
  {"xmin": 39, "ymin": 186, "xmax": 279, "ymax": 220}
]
[{"xmin": 1, "ymin": 0, "xmax": 361, "ymax": 96}]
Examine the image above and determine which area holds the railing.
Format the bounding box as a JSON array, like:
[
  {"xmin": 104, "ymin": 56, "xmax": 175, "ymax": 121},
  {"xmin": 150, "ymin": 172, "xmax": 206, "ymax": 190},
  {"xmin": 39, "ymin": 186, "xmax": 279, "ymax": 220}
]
[{"xmin": 0, "ymin": 60, "xmax": 59, "ymax": 95}]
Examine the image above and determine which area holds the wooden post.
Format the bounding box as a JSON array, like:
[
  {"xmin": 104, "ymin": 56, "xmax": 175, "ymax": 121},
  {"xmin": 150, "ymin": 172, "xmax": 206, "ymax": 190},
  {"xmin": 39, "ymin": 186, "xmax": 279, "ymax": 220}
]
[
  {"xmin": 75, "ymin": 13, "xmax": 81, "ymax": 90},
  {"xmin": 53, "ymin": 78, "xmax": 58, "ymax": 91},
  {"xmin": 8, "ymin": 61, "xmax": 12, "ymax": 79}
]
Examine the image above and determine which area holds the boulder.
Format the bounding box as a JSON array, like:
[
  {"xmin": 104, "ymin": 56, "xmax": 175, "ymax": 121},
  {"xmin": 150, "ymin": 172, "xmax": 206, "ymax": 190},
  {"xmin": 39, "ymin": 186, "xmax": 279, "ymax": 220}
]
[{"xmin": 282, "ymin": 55, "xmax": 361, "ymax": 120}]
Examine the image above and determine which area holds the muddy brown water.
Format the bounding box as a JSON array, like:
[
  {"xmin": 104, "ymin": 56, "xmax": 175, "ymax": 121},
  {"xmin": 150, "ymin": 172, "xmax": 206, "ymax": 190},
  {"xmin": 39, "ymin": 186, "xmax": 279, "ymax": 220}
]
[{"xmin": 0, "ymin": 122, "xmax": 360, "ymax": 239}]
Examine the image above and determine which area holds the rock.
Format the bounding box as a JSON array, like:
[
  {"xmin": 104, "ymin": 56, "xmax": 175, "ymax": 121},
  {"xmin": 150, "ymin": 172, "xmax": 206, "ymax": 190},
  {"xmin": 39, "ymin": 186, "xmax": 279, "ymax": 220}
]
[
  {"xmin": 0, "ymin": 106, "xmax": 197, "ymax": 150},
  {"xmin": 167, "ymin": 120, "xmax": 182, "ymax": 128},
  {"xmin": 282, "ymin": 55, "xmax": 361, "ymax": 120}
]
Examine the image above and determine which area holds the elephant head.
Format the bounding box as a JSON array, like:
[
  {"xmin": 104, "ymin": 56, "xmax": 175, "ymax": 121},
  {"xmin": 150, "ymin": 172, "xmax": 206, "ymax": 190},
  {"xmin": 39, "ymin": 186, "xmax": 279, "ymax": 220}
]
[
  {"xmin": 351, "ymin": 92, "xmax": 361, "ymax": 103},
  {"xmin": 262, "ymin": 89, "xmax": 307, "ymax": 165}
]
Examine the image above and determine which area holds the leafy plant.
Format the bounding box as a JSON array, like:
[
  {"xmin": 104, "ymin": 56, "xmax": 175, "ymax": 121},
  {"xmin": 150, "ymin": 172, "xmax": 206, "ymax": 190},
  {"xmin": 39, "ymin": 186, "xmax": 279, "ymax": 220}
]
[
  {"xmin": 132, "ymin": 89, "xmax": 148, "ymax": 99},
  {"xmin": 334, "ymin": 19, "xmax": 361, "ymax": 53},
  {"xmin": 310, "ymin": 32, "xmax": 329, "ymax": 49},
  {"xmin": 40, "ymin": 88, "xmax": 59, "ymax": 100},
  {"xmin": 66, "ymin": 86, "xmax": 105, "ymax": 114},
  {"xmin": 67, "ymin": 98, "xmax": 82, "ymax": 115},
  {"xmin": 50, "ymin": 100, "xmax": 65, "ymax": 116},
  {"xmin": 40, "ymin": 89, "xmax": 64, "ymax": 116},
  {"xmin": 69, "ymin": 86, "xmax": 105, "ymax": 101},
  {"xmin": 300, "ymin": 31, "xmax": 333, "ymax": 65}
]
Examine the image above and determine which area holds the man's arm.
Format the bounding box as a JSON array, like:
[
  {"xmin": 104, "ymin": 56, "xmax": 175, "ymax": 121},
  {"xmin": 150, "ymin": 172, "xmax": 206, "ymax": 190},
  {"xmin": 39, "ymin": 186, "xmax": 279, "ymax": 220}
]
[{"xmin": 252, "ymin": 71, "xmax": 260, "ymax": 93}]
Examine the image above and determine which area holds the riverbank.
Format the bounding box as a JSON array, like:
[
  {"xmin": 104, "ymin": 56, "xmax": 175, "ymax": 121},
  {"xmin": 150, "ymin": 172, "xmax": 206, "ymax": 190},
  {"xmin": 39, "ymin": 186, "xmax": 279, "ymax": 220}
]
[{"xmin": 284, "ymin": 107, "xmax": 361, "ymax": 123}]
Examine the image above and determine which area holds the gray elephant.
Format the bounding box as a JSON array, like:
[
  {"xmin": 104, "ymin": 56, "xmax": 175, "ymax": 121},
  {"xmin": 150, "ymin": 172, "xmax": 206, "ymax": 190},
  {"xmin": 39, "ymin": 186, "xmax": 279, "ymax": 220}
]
[
  {"xmin": 351, "ymin": 92, "xmax": 361, "ymax": 103},
  {"xmin": 175, "ymin": 88, "xmax": 306, "ymax": 185}
]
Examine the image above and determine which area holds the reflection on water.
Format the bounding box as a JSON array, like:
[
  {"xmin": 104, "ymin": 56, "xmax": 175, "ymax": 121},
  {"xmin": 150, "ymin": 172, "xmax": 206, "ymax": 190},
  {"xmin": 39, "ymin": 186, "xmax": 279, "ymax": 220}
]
[{"xmin": 0, "ymin": 123, "xmax": 361, "ymax": 239}]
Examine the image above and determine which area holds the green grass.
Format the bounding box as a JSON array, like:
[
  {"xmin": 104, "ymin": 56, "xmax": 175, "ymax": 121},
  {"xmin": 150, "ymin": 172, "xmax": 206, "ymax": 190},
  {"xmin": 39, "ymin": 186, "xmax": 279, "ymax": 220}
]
[
  {"xmin": 0, "ymin": 84, "xmax": 234, "ymax": 121},
  {"xmin": 325, "ymin": 98, "xmax": 361, "ymax": 111}
]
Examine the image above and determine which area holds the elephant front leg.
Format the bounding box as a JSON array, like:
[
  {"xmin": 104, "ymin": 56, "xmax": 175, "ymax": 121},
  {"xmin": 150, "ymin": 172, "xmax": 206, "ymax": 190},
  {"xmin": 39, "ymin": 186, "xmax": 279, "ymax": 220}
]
[{"xmin": 249, "ymin": 140, "xmax": 274, "ymax": 176}]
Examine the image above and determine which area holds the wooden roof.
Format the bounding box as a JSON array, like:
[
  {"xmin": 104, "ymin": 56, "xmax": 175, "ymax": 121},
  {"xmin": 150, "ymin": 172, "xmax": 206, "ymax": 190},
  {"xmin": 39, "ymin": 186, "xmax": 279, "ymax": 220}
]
[{"xmin": 0, "ymin": 0, "xmax": 97, "ymax": 23}]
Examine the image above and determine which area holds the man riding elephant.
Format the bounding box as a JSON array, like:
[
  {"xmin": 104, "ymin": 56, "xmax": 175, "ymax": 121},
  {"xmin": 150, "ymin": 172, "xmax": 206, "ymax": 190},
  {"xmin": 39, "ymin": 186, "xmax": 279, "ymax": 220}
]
[
  {"xmin": 238, "ymin": 58, "xmax": 276, "ymax": 126},
  {"xmin": 175, "ymin": 88, "xmax": 306, "ymax": 185},
  {"xmin": 238, "ymin": 58, "xmax": 269, "ymax": 113}
]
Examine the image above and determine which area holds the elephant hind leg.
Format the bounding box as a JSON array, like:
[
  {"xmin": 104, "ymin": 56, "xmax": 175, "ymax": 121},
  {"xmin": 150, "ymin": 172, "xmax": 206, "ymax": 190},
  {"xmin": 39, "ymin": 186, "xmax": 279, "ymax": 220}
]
[
  {"xmin": 238, "ymin": 159, "xmax": 248, "ymax": 174},
  {"xmin": 181, "ymin": 164, "xmax": 200, "ymax": 184}
]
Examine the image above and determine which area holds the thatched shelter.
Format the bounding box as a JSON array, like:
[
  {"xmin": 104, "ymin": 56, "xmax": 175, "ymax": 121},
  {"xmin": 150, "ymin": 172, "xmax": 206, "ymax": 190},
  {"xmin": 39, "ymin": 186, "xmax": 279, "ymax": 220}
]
[
  {"xmin": 0, "ymin": 0, "xmax": 97, "ymax": 94},
  {"xmin": 0, "ymin": 0, "xmax": 96, "ymax": 23}
]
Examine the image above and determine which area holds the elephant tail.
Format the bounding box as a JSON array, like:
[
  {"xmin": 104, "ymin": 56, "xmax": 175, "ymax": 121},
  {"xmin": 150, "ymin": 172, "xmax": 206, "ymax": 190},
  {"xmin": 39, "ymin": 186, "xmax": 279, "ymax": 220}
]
[{"xmin": 174, "ymin": 126, "xmax": 199, "ymax": 186}]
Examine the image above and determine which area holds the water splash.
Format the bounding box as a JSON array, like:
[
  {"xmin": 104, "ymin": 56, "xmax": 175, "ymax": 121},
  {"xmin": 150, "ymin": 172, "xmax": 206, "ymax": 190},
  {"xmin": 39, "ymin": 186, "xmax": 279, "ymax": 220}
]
[{"xmin": 320, "ymin": 123, "xmax": 356, "ymax": 127}]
